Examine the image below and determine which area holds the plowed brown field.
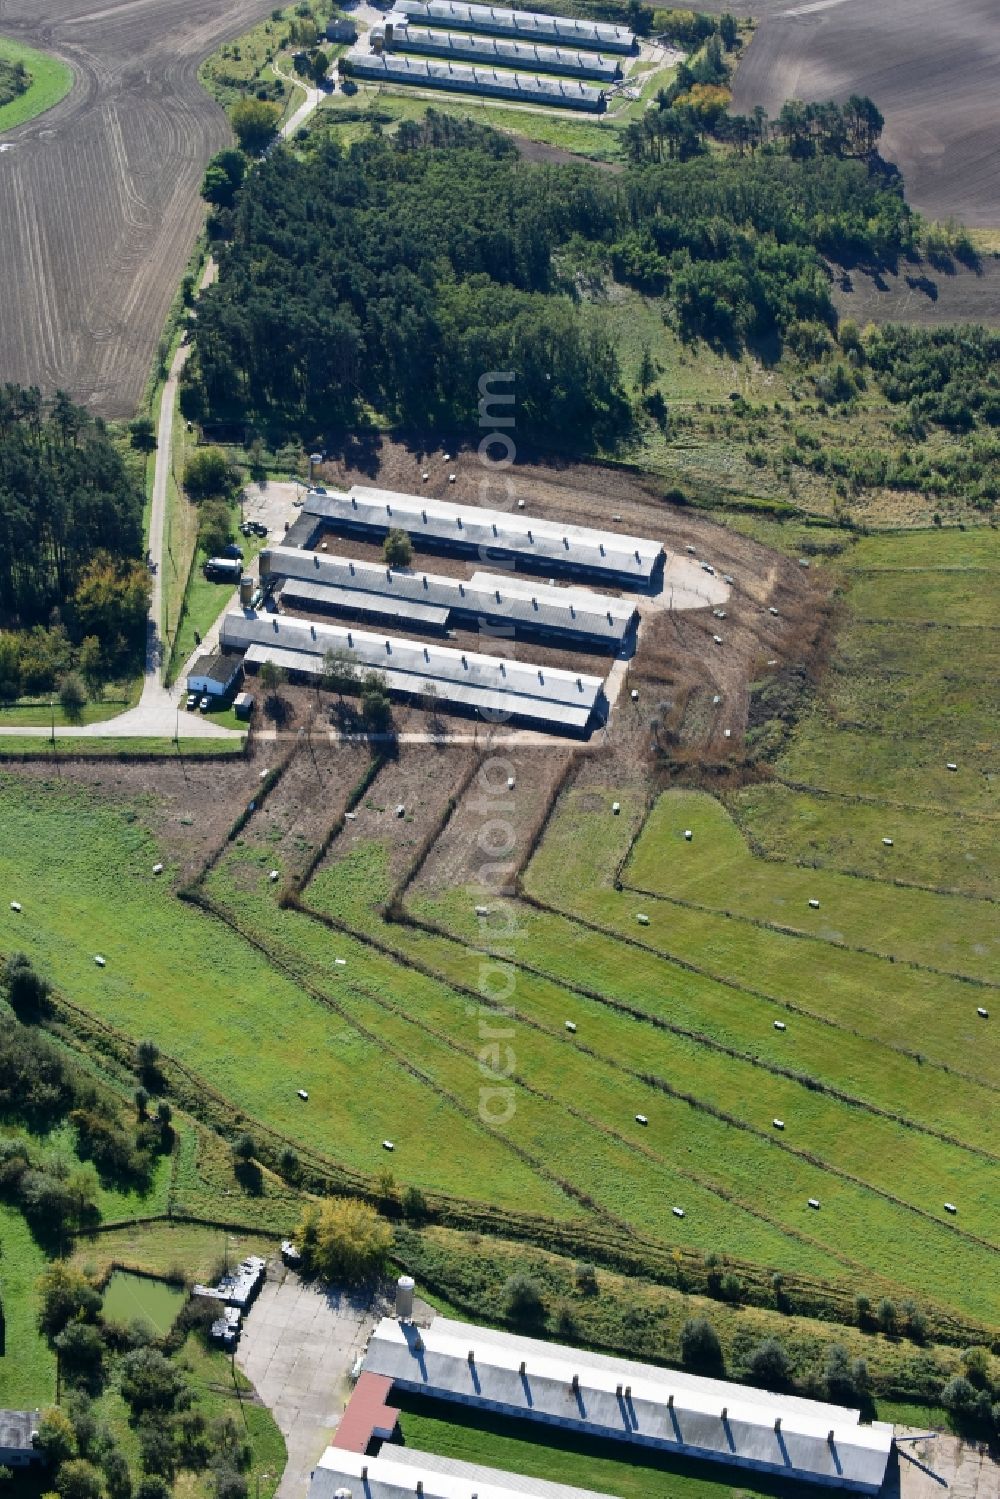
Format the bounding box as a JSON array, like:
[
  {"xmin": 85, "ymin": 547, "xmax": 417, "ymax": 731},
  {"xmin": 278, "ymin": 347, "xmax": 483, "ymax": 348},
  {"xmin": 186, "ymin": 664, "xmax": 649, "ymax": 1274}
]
[
  {"xmin": 0, "ymin": 0, "xmax": 277, "ymax": 416},
  {"xmin": 707, "ymin": 0, "xmax": 1000, "ymax": 229}
]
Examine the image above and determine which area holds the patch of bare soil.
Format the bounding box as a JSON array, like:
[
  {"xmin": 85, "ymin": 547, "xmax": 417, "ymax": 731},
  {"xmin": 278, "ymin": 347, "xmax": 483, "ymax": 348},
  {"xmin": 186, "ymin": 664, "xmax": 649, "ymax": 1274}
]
[
  {"xmin": 317, "ymin": 743, "xmax": 475, "ymax": 892},
  {"xmin": 413, "ymin": 745, "xmax": 575, "ymax": 898},
  {"xmin": 236, "ymin": 735, "xmax": 375, "ymax": 880},
  {"xmin": 8, "ymin": 749, "xmax": 265, "ymax": 884},
  {"xmin": 832, "ymin": 258, "xmax": 1000, "ymax": 329}
]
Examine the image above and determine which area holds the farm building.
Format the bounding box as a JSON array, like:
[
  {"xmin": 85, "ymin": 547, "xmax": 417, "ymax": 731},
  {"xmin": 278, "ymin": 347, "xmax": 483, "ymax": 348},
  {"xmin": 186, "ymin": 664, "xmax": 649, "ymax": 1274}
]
[
  {"xmin": 343, "ymin": 53, "xmax": 606, "ymax": 110},
  {"xmin": 0, "ymin": 1412, "xmax": 42, "ymax": 1468},
  {"xmin": 299, "ymin": 486, "xmax": 664, "ymax": 588},
  {"xmin": 186, "ymin": 652, "xmax": 242, "ymax": 701},
  {"xmin": 361, "ymin": 1316, "xmax": 895, "ymax": 1492},
  {"xmin": 396, "ymin": 0, "xmax": 636, "ymax": 52},
  {"xmin": 376, "ymin": 24, "xmax": 622, "ymax": 79},
  {"xmin": 310, "ymin": 1445, "xmax": 621, "ymax": 1499},
  {"xmin": 260, "ymin": 546, "xmax": 638, "ymax": 649},
  {"xmin": 329, "ymin": 1373, "xmax": 400, "ymax": 1453},
  {"xmin": 326, "ymin": 15, "xmax": 358, "ymax": 41},
  {"xmin": 219, "ymin": 611, "xmax": 606, "ymax": 735}
]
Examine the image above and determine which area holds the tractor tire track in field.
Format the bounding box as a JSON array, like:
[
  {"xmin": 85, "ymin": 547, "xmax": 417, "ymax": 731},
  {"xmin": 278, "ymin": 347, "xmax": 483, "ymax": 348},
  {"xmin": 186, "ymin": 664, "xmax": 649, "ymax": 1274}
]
[
  {"xmin": 0, "ymin": 0, "xmax": 280, "ymax": 417},
  {"xmin": 709, "ymin": 0, "xmax": 1000, "ymax": 230}
]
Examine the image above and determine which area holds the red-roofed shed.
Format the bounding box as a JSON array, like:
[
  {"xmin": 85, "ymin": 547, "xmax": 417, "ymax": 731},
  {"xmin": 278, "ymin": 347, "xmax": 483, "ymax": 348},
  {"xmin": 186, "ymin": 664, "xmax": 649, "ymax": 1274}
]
[{"xmin": 332, "ymin": 1373, "xmax": 400, "ymax": 1454}]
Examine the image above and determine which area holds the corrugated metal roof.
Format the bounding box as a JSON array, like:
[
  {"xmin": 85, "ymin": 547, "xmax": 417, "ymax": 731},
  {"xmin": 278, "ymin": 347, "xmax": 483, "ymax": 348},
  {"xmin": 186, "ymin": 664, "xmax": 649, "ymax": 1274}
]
[
  {"xmin": 280, "ymin": 577, "xmax": 451, "ymax": 631},
  {"xmin": 264, "ymin": 547, "xmax": 635, "ymax": 645},
  {"xmin": 312, "ymin": 1446, "xmax": 618, "ymax": 1499},
  {"xmin": 224, "ymin": 612, "xmax": 604, "ymax": 707},
  {"xmin": 361, "ymin": 1317, "xmax": 894, "ymax": 1492},
  {"xmin": 347, "ymin": 52, "xmax": 606, "ymax": 107},
  {"xmin": 242, "ymin": 644, "xmax": 595, "ymax": 732},
  {"xmin": 397, "ymin": 0, "xmax": 635, "ymax": 51},
  {"xmin": 303, "ymin": 486, "xmax": 663, "ymax": 585},
  {"xmin": 385, "ymin": 26, "xmax": 621, "ymax": 78}
]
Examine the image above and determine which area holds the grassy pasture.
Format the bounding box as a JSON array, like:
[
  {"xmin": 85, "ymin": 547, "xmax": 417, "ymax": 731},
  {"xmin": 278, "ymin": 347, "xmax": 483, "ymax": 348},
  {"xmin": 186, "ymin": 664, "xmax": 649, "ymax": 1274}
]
[
  {"xmin": 733, "ymin": 529, "xmax": 998, "ymax": 894},
  {"xmin": 524, "ymin": 789, "xmax": 998, "ymax": 1092},
  {"xmin": 0, "ymin": 1203, "xmax": 55, "ymax": 1406},
  {"xmin": 773, "ymin": 533, "xmax": 998, "ymax": 815},
  {"xmin": 293, "ymin": 839, "xmax": 1000, "ymax": 1321},
  {"xmin": 0, "ymin": 737, "xmax": 245, "ymax": 758},
  {"xmin": 623, "ymin": 790, "xmax": 998, "ymax": 983},
  {"xmin": 397, "ymin": 1393, "xmax": 805, "ymax": 1499},
  {"xmin": 0, "ymin": 777, "xmax": 563, "ymax": 1218},
  {"xmin": 407, "ymin": 881, "xmax": 999, "ymax": 1232},
  {"xmin": 726, "ymin": 783, "xmax": 999, "ymax": 901},
  {"xmin": 0, "ymin": 36, "xmax": 73, "ymax": 134},
  {"xmin": 212, "ymin": 849, "xmax": 837, "ymax": 1271}
]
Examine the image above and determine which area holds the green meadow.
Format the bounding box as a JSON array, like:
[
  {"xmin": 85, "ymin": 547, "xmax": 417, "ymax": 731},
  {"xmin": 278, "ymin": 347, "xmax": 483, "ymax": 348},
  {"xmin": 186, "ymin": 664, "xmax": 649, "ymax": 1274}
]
[
  {"xmin": 0, "ymin": 776, "xmax": 565, "ymax": 1218},
  {"xmin": 623, "ymin": 790, "xmax": 998, "ymax": 982},
  {"xmin": 0, "ymin": 36, "xmax": 73, "ymax": 134}
]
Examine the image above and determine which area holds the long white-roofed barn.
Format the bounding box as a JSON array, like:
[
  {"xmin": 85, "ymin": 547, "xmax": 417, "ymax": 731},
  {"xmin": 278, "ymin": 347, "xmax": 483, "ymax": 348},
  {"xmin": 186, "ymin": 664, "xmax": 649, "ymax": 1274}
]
[{"xmin": 359, "ymin": 1315, "xmax": 895, "ymax": 1492}]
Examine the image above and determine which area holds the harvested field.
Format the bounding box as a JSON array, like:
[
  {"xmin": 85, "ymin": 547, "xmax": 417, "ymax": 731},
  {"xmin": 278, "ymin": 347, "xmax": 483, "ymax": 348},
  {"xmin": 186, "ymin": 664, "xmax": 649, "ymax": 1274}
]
[
  {"xmin": 712, "ymin": 0, "xmax": 1000, "ymax": 229},
  {"xmin": 0, "ymin": 0, "xmax": 278, "ymax": 416},
  {"xmin": 831, "ymin": 259, "xmax": 1000, "ymax": 329}
]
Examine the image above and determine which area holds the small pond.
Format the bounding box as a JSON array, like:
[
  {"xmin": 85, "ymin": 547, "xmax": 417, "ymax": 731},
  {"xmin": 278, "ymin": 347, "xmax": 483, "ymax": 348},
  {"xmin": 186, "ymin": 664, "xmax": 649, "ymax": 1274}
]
[{"xmin": 102, "ymin": 1271, "xmax": 186, "ymax": 1335}]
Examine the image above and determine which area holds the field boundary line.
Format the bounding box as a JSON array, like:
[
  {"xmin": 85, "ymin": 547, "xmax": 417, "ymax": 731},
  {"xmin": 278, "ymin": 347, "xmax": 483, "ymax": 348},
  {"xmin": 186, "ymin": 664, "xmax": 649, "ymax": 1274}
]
[
  {"xmin": 282, "ymin": 749, "xmax": 386, "ymax": 901},
  {"xmin": 388, "ymin": 904, "xmax": 1000, "ymax": 1163},
  {"xmin": 186, "ymin": 883, "xmax": 604, "ymax": 1226},
  {"xmin": 707, "ymin": 795, "xmax": 1000, "ymax": 905},
  {"xmin": 383, "ymin": 750, "xmax": 485, "ymax": 917},
  {"xmin": 512, "ymin": 884, "xmax": 1000, "ymax": 1095},
  {"xmin": 769, "ymin": 776, "xmax": 1000, "ymax": 825},
  {"xmin": 37, "ymin": 960, "xmax": 996, "ymax": 1342},
  {"xmin": 286, "ymin": 893, "xmax": 890, "ymax": 1287},
  {"xmin": 616, "ymin": 881, "xmax": 1000, "ymax": 991},
  {"xmin": 309, "ymin": 903, "xmax": 1000, "ymax": 1255}
]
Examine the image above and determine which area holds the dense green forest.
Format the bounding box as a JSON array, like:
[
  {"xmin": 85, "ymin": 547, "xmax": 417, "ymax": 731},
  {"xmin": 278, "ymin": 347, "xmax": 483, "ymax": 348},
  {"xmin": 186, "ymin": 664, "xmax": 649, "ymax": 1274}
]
[
  {"xmin": 0, "ymin": 386, "xmax": 148, "ymax": 700},
  {"xmin": 185, "ymin": 113, "xmax": 914, "ymax": 445}
]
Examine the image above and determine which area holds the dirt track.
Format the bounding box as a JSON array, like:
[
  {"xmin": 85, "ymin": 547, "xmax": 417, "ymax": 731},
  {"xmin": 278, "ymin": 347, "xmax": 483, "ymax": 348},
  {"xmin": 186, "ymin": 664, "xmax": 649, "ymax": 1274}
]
[
  {"xmin": 702, "ymin": 0, "xmax": 1000, "ymax": 230},
  {"xmin": 0, "ymin": 0, "xmax": 279, "ymax": 417}
]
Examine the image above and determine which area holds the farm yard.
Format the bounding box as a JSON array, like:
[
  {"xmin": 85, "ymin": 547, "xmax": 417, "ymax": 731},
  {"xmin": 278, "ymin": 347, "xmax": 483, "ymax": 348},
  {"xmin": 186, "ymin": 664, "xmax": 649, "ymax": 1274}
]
[
  {"xmin": 1, "ymin": 489, "xmax": 996, "ymax": 1384},
  {"xmin": 0, "ymin": 0, "xmax": 280, "ymax": 416}
]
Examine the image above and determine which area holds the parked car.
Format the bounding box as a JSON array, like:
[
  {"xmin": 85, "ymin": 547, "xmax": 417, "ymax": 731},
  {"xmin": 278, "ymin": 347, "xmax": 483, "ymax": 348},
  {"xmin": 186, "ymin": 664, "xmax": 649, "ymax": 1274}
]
[
  {"xmin": 221, "ymin": 543, "xmax": 244, "ymax": 560},
  {"xmin": 239, "ymin": 521, "xmax": 253, "ymax": 537},
  {"xmin": 186, "ymin": 693, "xmax": 197, "ymax": 710},
  {"xmin": 199, "ymin": 696, "xmax": 211, "ymax": 713},
  {"xmin": 251, "ymin": 521, "xmax": 269, "ymax": 537}
]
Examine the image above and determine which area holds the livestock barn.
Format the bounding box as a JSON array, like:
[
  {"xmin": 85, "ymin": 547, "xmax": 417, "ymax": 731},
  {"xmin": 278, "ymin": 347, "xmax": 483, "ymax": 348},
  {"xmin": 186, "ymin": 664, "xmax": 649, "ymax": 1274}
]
[
  {"xmin": 219, "ymin": 610, "xmax": 607, "ymax": 735},
  {"xmin": 360, "ymin": 1315, "xmax": 896, "ymax": 1492},
  {"xmin": 396, "ymin": 0, "xmax": 636, "ymax": 52},
  {"xmin": 344, "ymin": 53, "xmax": 606, "ymax": 111},
  {"xmin": 260, "ymin": 546, "xmax": 638, "ymax": 650},
  {"xmin": 377, "ymin": 23, "xmax": 622, "ymax": 79},
  {"xmin": 294, "ymin": 486, "xmax": 665, "ymax": 588},
  {"xmin": 310, "ymin": 1446, "xmax": 624, "ymax": 1499}
]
